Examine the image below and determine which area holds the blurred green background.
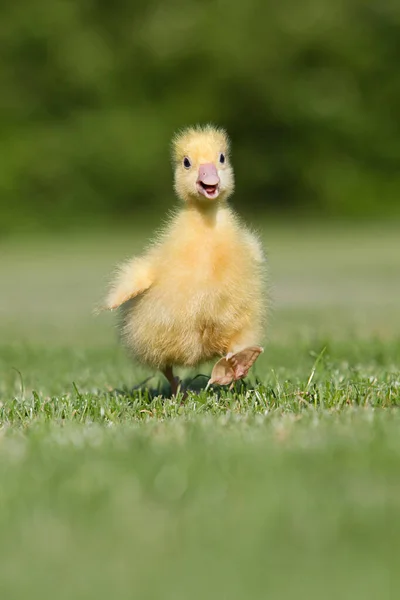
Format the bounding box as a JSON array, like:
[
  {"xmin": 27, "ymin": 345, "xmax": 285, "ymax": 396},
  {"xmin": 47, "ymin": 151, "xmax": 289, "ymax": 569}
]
[
  {"xmin": 1, "ymin": 5, "xmax": 400, "ymax": 598},
  {"xmin": 1, "ymin": 0, "xmax": 400, "ymax": 235}
]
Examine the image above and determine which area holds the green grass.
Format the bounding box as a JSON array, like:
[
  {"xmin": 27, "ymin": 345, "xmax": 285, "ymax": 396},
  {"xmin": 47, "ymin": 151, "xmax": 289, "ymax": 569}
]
[{"xmin": 0, "ymin": 223, "xmax": 399, "ymax": 599}]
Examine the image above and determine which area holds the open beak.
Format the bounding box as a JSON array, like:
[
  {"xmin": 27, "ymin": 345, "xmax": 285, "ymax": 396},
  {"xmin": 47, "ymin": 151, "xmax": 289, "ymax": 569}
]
[{"xmin": 197, "ymin": 163, "xmax": 220, "ymax": 199}]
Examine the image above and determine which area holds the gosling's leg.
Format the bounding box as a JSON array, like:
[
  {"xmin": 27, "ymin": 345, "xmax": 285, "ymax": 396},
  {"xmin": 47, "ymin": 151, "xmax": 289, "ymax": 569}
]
[{"xmin": 162, "ymin": 366, "xmax": 181, "ymax": 397}]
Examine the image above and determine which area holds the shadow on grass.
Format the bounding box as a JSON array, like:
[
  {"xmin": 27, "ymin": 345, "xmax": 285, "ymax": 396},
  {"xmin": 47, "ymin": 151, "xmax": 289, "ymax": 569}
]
[{"xmin": 112, "ymin": 373, "xmax": 256, "ymax": 402}]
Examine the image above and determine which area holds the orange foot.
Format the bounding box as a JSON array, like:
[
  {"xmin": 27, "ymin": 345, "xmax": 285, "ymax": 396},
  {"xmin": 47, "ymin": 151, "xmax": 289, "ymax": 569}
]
[{"xmin": 208, "ymin": 346, "xmax": 263, "ymax": 388}]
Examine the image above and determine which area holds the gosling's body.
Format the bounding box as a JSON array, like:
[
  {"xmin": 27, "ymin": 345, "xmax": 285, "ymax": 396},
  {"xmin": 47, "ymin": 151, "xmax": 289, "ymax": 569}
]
[
  {"xmin": 105, "ymin": 125, "xmax": 266, "ymax": 392},
  {"xmin": 120, "ymin": 205, "xmax": 265, "ymax": 369}
]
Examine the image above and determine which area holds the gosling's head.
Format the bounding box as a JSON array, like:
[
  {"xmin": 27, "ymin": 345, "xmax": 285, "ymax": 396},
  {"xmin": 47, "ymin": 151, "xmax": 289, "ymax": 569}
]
[{"xmin": 172, "ymin": 125, "xmax": 235, "ymax": 206}]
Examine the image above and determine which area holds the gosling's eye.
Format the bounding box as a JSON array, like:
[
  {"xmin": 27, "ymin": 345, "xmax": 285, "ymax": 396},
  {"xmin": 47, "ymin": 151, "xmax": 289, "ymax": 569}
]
[
  {"xmin": 183, "ymin": 157, "xmax": 191, "ymax": 169},
  {"xmin": 219, "ymin": 153, "xmax": 225, "ymax": 164}
]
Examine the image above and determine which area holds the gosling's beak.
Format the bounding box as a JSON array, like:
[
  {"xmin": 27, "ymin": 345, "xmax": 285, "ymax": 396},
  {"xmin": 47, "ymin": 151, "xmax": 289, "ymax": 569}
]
[{"xmin": 197, "ymin": 163, "xmax": 220, "ymax": 199}]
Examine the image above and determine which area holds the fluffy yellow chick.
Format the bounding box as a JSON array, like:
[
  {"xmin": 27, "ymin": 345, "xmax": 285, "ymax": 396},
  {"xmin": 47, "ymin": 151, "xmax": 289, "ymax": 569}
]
[{"xmin": 105, "ymin": 125, "xmax": 266, "ymax": 395}]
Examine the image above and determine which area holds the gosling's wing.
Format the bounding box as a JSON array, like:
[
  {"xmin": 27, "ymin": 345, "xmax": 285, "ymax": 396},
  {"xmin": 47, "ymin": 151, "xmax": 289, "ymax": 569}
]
[
  {"xmin": 103, "ymin": 255, "xmax": 155, "ymax": 311},
  {"xmin": 244, "ymin": 230, "xmax": 265, "ymax": 264}
]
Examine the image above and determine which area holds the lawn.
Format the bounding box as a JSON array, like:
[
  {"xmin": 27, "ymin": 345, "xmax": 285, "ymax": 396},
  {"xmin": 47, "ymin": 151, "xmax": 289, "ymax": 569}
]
[{"xmin": 0, "ymin": 222, "xmax": 399, "ymax": 599}]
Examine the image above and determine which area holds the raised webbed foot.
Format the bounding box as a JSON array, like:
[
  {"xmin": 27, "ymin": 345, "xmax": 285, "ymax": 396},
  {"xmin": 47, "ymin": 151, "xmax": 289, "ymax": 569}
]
[{"xmin": 208, "ymin": 346, "xmax": 263, "ymax": 388}]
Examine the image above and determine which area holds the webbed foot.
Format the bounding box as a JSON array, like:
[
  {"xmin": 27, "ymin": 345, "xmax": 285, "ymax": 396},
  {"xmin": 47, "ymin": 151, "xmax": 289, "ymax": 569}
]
[{"xmin": 208, "ymin": 346, "xmax": 263, "ymax": 388}]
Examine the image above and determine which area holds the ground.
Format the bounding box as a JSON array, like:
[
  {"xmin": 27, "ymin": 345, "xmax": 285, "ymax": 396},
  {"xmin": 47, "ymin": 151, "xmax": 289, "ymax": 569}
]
[{"xmin": 0, "ymin": 222, "xmax": 399, "ymax": 599}]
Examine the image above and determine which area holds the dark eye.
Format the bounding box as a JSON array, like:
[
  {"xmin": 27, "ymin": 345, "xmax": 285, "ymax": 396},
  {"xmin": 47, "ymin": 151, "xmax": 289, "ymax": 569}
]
[
  {"xmin": 183, "ymin": 157, "xmax": 191, "ymax": 169},
  {"xmin": 219, "ymin": 153, "xmax": 225, "ymax": 164}
]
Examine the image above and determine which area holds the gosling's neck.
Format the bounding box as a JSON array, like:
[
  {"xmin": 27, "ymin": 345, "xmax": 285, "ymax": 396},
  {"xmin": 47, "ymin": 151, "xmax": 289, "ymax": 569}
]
[{"xmin": 184, "ymin": 198, "xmax": 228, "ymax": 227}]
